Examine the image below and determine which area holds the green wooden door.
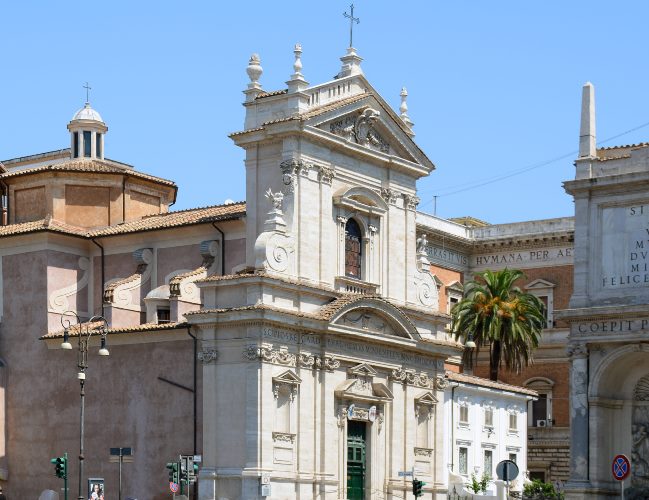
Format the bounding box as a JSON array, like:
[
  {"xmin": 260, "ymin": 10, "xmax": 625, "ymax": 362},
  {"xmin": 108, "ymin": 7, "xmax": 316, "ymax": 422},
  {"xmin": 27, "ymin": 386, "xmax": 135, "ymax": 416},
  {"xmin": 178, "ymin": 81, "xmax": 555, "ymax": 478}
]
[{"xmin": 347, "ymin": 420, "xmax": 366, "ymax": 500}]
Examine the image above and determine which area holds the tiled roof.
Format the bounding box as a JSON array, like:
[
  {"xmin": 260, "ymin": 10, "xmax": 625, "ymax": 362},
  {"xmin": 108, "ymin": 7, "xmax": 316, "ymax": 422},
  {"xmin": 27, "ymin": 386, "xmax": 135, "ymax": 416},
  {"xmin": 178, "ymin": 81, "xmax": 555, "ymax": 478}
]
[
  {"xmin": 0, "ymin": 159, "xmax": 176, "ymax": 186},
  {"xmin": 446, "ymin": 371, "xmax": 538, "ymax": 397},
  {"xmin": 41, "ymin": 321, "xmax": 188, "ymax": 340},
  {"xmin": 598, "ymin": 142, "xmax": 649, "ymax": 152},
  {"xmin": 89, "ymin": 202, "xmax": 246, "ymax": 237},
  {"xmin": 0, "ymin": 202, "xmax": 246, "ymax": 239},
  {"xmin": 255, "ymin": 89, "xmax": 288, "ymax": 99},
  {"xmin": 0, "ymin": 216, "xmax": 86, "ymax": 237}
]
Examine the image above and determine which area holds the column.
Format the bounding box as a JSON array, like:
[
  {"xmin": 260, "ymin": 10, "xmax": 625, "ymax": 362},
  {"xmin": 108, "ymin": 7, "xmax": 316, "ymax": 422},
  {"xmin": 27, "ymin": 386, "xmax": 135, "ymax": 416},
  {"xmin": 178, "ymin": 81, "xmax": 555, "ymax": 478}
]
[{"xmin": 566, "ymin": 343, "xmax": 589, "ymax": 485}]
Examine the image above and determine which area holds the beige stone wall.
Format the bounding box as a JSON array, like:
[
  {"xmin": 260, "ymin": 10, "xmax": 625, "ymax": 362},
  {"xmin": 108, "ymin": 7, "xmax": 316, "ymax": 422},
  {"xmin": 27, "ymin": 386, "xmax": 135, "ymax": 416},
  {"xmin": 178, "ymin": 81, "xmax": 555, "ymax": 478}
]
[
  {"xmin": 14, "ymin": 186, "xmax": 46, "ymax": 222},
  {"xmin": 65, "ymin": 185, "xmax": 110, "ymax": 228},
  {"xmin": 127, "ymin": 189, "xmax": 161, "ymax": 220}
]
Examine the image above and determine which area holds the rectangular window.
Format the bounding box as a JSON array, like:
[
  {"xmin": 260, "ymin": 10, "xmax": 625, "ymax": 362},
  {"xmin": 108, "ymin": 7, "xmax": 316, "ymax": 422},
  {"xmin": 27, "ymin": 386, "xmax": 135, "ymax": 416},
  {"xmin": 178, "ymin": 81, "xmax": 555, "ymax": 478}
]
[
  {"xmin": 459, "ymin": 447, "xmax": 468, "ymax": 475},
  {"xmin": 157, "ymin": 307, "xmax": 171, "ymax": 324},
  {"xmin": 509, "ymin": 453, "xmax": 517, "ymax": 463},
  {"xmin": 509, "ymin": 413, "xmax": 517, "ymax": 431},
  {"xmin": 459, "ymin": 405, "xmax": 469, "ymax": 423},
  {"xmin": 73, "ymin": 132, "xmax": 79, "ymax": 158},
  {"xmin": 529, "ymin": 471, "xmax": 545, "ymax": 482},
  {"xmin": 532, "ymin": 394, "xmax": 548, "ymax": 425},
  {"xmin": 96, "ymin": 133, "xmax": 102, "ymax": 158},
  {"xmin": 484, "ymin": 450, "xmax": 493, "ymax": 476},
  {"xmin": 83, "ymin": 131, "xmax": 92, "ymax": 157},
  {"xmin": 484, "ymin": 408, "xmax": 493, "ymax": 427},
  {"xmin": 449, "ymin": 296, "xmax": 459, "ymax": 313},
  {"xmin": 538, "ymin": 295, "xmax": 549, "ymax": 323}
]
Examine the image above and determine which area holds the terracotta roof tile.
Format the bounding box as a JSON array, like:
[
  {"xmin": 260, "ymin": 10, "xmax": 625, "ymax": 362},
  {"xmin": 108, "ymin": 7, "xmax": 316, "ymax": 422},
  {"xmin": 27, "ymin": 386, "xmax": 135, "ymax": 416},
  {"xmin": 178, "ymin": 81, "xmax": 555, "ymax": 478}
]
[
  {"xmin": 89, "ymin": 202, "xmax": 246, "ymax": 236},
  {"xmin": 0, "ymin": 216, "xmax": 86, "ymax": 237},
  {"xmin": 446, "ymin": 371, "xmax": 538, "ymax": 397},
  {"xmin": 255, "ymin": 89, "xmax": 288, "ymax": 99},
  {"xmin": 0, "ymin": 202, "xmax": 246, "ymax": 239},
  {"xmin": 1, "ymin": 158, "xmax": 176, "ymax": 186},
  {"xmin": 41, "ymin": 321, "xmax": 188, "ymax": 340}
]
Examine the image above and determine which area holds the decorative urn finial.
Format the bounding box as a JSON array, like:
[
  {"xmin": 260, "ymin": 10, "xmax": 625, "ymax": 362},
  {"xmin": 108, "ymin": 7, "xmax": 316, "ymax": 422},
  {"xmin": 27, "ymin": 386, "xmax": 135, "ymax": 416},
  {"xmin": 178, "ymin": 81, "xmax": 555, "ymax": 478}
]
[
  {"xmin": 399, "ymin": 87, "xmax": 415, "ymax": 135},
  {"xmin": 293, "ymin": 44, "xmax": 303, "ymax": 77},
  {"xmin": 246, "ymin": 53, "xmax": 263, "ymax": 89}
]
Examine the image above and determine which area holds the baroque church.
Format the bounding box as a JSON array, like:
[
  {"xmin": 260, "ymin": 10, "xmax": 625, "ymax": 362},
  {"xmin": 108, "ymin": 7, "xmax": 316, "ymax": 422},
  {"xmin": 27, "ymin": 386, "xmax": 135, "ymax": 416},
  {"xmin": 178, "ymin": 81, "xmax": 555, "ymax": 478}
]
[
  {"xmin": 0, "ymin": 43, "xmax": 536, "ymax": 500},
  {"xmin": 1, "ymin": 35, "xmax": 646, "ymax": 500}
]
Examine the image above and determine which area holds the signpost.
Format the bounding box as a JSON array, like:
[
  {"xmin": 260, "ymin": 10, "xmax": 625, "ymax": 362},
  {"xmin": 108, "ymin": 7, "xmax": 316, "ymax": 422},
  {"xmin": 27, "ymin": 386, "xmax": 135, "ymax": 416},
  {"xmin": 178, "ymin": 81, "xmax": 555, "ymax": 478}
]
[
  {"xmin": 496, "ymin": 460, "xmax": 519, "ymax": 499},
  {"xmin": 612, "ymin": 454, "xmax": 631, "ymax": 500},
  {"xmin": 109, "ymin": 447, "xmax": 134, "ymax": 500}
]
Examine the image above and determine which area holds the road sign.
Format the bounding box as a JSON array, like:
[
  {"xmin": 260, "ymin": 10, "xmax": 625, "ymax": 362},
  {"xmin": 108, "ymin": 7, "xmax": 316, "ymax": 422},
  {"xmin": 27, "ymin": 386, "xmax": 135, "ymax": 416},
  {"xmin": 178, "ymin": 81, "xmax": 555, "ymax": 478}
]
[
  {"xmin": 398, "ymin": 470, "xmax": 413, "ymax": 477},
  {"xmin": 613, "ymin": 454, "xmax": 631, "ymax": 481},
  {"xmin": 496, "ymin": 460, "xmax": 519, "ymax": 482},
  {"xmin": 170, "ymin": 482, "xmax": 179, "ymax": 493},
  {"xmin": 193, "ymin": 454, "xmax": 202, "ymax": 463}
]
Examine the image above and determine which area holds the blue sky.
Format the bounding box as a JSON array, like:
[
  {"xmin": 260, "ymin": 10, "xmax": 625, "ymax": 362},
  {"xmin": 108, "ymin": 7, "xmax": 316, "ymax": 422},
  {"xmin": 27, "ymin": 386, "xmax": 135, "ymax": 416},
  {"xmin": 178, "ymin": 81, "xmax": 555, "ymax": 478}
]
[{"xmin": 3, "ymin": 1, "xmax": 649, "ymax": 224}]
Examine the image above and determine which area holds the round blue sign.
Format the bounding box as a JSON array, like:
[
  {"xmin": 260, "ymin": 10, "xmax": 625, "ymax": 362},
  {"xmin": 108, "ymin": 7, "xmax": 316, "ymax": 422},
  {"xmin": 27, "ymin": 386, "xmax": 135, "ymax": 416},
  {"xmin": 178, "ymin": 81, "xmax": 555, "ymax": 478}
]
[{"xmin": 612, "ymin": 454, "xmax": 630, "ymax": 481}]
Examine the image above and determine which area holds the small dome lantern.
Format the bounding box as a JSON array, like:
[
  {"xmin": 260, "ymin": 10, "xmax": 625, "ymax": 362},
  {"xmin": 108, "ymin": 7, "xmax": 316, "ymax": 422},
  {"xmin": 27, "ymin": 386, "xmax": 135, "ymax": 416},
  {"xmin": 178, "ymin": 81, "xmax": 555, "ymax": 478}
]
[{"xmin": 67, "ymin": 84, "xmax": 108, "ymax": 160}]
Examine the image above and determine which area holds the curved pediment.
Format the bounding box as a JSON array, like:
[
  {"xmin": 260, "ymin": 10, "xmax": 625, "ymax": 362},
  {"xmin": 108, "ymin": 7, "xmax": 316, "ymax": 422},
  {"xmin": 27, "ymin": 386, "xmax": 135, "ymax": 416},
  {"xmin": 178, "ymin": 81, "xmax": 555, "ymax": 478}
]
[
  {"xmin": 326, "ymin": 296, "xmax": 418, "ymax": 340},
  {"xmin": 333, "ymin": 185, "xmax": 388, "ymax": 214}
]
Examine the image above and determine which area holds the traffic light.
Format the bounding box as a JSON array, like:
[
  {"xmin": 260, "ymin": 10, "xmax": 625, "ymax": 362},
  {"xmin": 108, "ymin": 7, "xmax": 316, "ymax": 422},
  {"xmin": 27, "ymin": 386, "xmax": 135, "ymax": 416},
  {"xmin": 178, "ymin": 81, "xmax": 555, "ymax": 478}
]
[
  {"xmin": 50, "ymin": 454, "xmax": 67, "ymax": 479},
  {"xmin": 412, "ymin": 479, "xmax": 425, "ymax": 497},
  {"xmin": 166, "ymin": 461, "xmax": 180, "ymax": 483},
  {"xmin": 180, "ymin": 458, "xmax": 189, "ymax": 482},
  {"xmin": 192, "ymin": 462, "xmax": 199, "ymax": 482}
]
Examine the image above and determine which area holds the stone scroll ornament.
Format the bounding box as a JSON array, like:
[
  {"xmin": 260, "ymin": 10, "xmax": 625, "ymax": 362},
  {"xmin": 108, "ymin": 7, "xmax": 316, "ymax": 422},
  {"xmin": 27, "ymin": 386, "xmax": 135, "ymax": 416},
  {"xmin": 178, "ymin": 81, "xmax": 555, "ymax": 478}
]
[
  {"xmin": 412, "ymin": 232, "xmax": 440, "ymax": 309},
  {"xmin": 169, "ymin": 240, "xmax": 220, "ymax": 303},
  {"xmin": 49, "ymin": 257, "xmax": 90, "ymax": 313},
  {"xmin": 253, "ymin": 188, "xmax": 295, "ymax": 274},
  {"xmin": 103, "ymin": 248, "xmax": 153, "ymax": 309}
]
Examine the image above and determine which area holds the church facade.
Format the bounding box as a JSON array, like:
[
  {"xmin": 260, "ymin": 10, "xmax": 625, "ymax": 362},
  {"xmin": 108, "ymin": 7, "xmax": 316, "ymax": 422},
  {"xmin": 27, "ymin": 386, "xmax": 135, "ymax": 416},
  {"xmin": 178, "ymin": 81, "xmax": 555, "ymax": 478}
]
[{"xmin": 7, "ymin": 35, "xmax": 645, "ymax": 499}]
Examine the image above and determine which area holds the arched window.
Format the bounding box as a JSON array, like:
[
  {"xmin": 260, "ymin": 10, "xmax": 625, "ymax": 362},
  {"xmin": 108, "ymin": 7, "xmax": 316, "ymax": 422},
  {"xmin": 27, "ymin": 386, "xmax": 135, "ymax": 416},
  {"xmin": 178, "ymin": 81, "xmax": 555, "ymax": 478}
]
[{"xmin": 345, "ymin": 218, "xmax": 362, "ymax": 279}]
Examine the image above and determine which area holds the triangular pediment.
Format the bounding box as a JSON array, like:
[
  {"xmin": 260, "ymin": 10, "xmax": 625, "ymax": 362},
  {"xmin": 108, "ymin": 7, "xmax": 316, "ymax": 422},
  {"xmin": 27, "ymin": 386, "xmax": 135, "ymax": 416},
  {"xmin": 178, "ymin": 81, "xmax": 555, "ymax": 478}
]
[
  {"xmin": 446, "ymin": 280, "xmax": 464, "ymax": 293},
  {"xmin": 273, "ymin": 369, "xmax": 301, "ymax": 386},
  {"xmin": 525, "ymin": 278, "xmax": 556, "ymax": 290},
  {"xmin": 301, "ymin": 78, "xmax": 435, "ymax": 174},
  {"xmin": 315, "ymin": 106, "xmax": 417, "ymax": 162},
  {"xmin": 348, "ymin": 362, "xmax": 378, "ymax": 377},
  {"xmin": 416, "ymin": 391, "xmax": 438, "ymax": 406}
]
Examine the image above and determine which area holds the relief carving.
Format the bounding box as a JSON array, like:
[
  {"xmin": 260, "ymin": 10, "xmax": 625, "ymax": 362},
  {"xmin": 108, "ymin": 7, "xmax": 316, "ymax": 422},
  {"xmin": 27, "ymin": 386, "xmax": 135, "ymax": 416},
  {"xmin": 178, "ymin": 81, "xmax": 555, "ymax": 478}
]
[
  {"xmin": 198, "ymin": 348, "xmax": 219, "ymax": 364},
  {"xmin": 329, "ymin": 109, "xmax": 390, "ymax": 153},
  {"xmin": 244, "ymin": 345, "xmax": 296, "ymax": 366},
  {"xmin": 390, "ymin": 367, "xmax": 435, "ymax": 389},
  {"xmin": 632, "ymin": 374, "xmax": 649, "ymax": 487}
]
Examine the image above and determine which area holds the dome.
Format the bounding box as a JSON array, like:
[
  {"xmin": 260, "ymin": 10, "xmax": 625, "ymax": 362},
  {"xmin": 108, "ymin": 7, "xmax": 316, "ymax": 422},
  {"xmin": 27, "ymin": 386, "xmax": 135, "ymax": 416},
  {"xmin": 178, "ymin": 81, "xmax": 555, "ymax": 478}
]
[{"xmin": 71, "ymin": 102, "xmax": 104, "ymax": 123}]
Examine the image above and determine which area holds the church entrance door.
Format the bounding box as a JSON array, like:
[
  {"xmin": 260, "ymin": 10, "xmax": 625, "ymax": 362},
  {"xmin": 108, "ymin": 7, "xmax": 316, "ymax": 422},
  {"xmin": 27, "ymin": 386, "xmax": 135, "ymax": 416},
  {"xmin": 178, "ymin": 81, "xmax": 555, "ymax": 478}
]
[{"xmin": 347, "ymin": 420, "xmax": 366, "ymax": 500}]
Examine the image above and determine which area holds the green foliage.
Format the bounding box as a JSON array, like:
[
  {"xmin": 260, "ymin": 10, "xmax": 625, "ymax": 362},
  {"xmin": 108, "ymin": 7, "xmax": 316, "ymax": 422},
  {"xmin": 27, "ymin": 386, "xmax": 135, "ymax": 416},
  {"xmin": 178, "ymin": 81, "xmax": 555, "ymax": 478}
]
[
  {"xmin": 522, "ymin": 479, "xmax": 563, "ymax": 499},
  {"xmin": 467, "ymin": 472, "xmax": 491, "ymax": 494},
  {"xmin": 450, "ymin": 268, "xmax": 546, "ymax": 381}
]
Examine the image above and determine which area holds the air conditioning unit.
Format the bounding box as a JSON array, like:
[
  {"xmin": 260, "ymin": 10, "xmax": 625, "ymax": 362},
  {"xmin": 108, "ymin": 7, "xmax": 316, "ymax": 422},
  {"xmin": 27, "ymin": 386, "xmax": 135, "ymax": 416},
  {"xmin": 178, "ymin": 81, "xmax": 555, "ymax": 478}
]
[{"xmin": 537, "ymin": 419, "xmax": 548, "ymax": 427}]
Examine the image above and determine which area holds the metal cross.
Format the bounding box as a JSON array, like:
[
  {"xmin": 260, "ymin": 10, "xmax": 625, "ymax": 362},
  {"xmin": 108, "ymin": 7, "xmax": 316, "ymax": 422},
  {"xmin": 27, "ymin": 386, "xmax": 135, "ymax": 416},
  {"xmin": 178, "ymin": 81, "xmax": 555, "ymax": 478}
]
[
  {"xmin": 343, "ymin": 4, "xmax": 360, "ymax": 48},
  {"xmin": 83, "ymin": 82, "xmax": 92, "ymax": 103}
]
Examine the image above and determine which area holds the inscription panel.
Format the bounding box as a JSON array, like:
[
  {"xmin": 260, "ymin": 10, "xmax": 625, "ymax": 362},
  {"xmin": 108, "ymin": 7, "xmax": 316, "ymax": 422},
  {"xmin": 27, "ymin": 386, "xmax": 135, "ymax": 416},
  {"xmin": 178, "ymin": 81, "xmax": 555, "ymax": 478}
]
[
  {"xmin": 425, "ymin": 245, "xmax": 468, "ymax": 272},
  {"xmin": 471, "ymin": 247, "xmax": 573, "ymax": 271},
  {"xmin": 572, "ymin": 317, "xmax": 649, "ymax": 336},
  {"xmin": 601, "ymin": 205, "xmax": 649, "ymax": 289}
]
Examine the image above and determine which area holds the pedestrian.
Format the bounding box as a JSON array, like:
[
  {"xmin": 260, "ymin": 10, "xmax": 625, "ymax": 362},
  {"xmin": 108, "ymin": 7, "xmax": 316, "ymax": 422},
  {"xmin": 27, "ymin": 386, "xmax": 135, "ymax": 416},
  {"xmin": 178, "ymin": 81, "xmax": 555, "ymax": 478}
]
[{"xmin": 0, "ymin": 485, "xmax": 7, "ymax": 500}]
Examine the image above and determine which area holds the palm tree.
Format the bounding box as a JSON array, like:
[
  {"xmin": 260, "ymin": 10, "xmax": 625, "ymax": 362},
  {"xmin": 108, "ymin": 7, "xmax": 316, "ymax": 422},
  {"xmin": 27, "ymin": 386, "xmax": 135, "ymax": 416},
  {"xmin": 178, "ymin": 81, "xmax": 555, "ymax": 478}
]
[{"xmin": 450, "ymin": 268, "xmax": 546, "ymax": 381}]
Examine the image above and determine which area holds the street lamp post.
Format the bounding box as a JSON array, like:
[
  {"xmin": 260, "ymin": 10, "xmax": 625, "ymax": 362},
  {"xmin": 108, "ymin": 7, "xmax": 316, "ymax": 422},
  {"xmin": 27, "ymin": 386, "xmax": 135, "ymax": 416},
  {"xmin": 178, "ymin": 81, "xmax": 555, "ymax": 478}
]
[{"xmin": 60, "ymin": 312, "xmax": 110, "ymax": 500}]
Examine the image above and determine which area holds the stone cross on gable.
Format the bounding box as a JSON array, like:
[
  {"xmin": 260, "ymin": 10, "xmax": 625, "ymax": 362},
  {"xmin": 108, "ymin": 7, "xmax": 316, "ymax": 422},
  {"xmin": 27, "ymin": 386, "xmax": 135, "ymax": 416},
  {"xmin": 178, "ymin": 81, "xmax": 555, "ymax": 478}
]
[{"xmin": 343, "ymin": 4, "xmax": 360, "ymax": 48}]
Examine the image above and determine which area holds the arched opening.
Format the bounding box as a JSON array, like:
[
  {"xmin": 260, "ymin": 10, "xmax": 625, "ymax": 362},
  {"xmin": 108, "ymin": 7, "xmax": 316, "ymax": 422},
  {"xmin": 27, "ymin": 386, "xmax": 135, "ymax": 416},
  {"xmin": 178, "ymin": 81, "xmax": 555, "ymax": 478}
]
[{"xmin": 345, "ymin": 218, "xmax": 363, "ymax": 279}]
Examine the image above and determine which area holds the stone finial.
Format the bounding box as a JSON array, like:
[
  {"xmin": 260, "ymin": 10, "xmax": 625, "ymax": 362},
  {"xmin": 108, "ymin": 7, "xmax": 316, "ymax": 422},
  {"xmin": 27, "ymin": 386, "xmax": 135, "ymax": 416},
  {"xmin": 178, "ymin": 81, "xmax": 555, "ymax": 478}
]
[
  {"xmin": 400, "ymin": 87, "xmax": 414, "ymax": 134},
  {"xmin": 579, "ymin": 82, "xmax": 596, "ymax": 158},
  {"xmin": 293, "ymin": 44, "xmax": 303, "ymax": 78},
  {"xmin": 246, "ymin": 53, "xmax": 263, "ymax": 90},
  {"xmin": 287, "ymin": 43, "xmax": 308, "ymax": 94}
]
